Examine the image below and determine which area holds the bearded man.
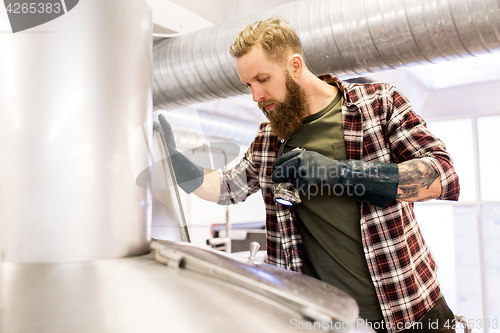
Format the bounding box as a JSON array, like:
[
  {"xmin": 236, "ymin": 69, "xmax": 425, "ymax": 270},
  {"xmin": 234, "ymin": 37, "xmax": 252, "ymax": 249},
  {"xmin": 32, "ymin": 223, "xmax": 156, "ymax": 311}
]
[{"xmin": 158, "ymin": 17, "xmax": 460, "ymax": 332}]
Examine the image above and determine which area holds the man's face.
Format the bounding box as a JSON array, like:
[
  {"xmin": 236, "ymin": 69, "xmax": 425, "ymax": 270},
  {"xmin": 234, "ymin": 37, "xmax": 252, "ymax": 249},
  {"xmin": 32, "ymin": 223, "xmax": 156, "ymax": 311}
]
[
  {"xmin": 236, "ymin": 46, "xmax": 308, "ymax": 139},
  {"xmin": 236, "ymin": 45, "xmax": 288, "ymax": 105},
  {"xmin": 262, "ymin": 71, "xmax": 308, "ymax": 139}
]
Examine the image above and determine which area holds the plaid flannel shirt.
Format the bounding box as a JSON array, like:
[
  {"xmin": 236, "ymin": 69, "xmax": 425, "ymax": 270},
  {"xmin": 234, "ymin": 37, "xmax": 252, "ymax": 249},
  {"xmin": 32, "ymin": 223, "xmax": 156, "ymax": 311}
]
[{"xmin": 217, "ymin": 75, "xmax": 460, "ymax": 330}]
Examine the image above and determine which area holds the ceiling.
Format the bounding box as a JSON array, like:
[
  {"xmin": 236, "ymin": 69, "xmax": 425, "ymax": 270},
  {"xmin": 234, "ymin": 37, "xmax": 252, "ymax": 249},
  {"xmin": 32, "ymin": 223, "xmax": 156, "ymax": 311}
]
[{"xmin": 146, "ymin": 0, "xmax": 500, "ymax": 128}]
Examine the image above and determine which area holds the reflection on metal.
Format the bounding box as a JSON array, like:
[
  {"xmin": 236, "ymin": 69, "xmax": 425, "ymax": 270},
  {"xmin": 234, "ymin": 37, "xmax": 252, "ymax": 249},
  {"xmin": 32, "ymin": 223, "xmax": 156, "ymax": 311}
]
[
  {"xmin": 153, "ymin": 0, "xmax": 500, "ymax": 109},
  {"xmin": 151, "ymin": 126, "xmax": 190, "ymax": 242},
  {"xmin": 0, "ymin": 0, "xmax": 153, "ymax": 263},
  {"xmin": 0, "ymin": 241, "xmax": 371, "ymax": 333},
  {"xmin": 248, "ymin": 241, "xmax": 260, "ymax": 263},
  {"xmin": 131, "ymin": 120, "xmax": 194, "ymax": 243},
  {"xmin": 134, "ymin": 118, "xmax": 242, "ymax": 244},
  {"xmin": 152, "ymin": 240, "xmax": 360, "ymax": 326},
  {"xmin": 0, "ymin": 251, "xmax": 333, "ymax": 333},
  {"xmin": 158, "ymin": 109, "xmax": 258, "ymax": 147}
]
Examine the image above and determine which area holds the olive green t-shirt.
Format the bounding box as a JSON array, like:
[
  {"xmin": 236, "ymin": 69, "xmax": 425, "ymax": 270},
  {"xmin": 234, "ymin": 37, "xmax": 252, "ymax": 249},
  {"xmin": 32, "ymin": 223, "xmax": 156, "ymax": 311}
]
[{"xmin": 284, "ymin": 92, "xmax": 384, "ymax": 320}]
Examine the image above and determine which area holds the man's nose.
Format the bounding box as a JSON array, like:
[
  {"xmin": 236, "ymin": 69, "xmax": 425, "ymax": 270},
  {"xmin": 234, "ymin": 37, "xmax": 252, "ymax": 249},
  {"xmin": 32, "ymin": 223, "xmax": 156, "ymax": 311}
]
[{"xmin": 250, "ymin": 86, "xmax": 265, "ymax": 102}]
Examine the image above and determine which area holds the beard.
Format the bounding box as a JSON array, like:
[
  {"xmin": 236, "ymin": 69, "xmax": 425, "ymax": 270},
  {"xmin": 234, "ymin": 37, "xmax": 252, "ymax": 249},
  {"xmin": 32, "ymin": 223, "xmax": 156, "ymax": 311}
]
[{"xmin": 258, "ymin": 71, "xmax": 309, "ymax": 140}]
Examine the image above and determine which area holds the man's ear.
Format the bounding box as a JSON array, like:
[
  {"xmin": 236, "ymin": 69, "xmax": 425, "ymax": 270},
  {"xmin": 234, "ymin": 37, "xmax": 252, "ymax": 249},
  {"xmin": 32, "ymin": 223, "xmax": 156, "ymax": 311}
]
[{"xmin": 289, "ymin": 54, "xmax": 303, "ymax": 77}]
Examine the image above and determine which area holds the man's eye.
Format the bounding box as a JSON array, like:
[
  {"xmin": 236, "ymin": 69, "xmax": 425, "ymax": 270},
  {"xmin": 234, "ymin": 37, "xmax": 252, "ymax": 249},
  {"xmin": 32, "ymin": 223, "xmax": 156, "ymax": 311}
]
[{"xmin": 258, "ymin": 77, "xmax": 269, "ymax": 83}]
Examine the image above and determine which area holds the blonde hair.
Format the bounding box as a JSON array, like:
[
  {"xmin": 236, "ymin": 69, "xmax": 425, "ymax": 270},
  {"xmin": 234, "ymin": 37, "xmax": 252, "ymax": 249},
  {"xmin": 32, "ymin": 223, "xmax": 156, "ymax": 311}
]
[{"xmin": 230, "ymin": 17, "xmax": 303, "ymax": 65}]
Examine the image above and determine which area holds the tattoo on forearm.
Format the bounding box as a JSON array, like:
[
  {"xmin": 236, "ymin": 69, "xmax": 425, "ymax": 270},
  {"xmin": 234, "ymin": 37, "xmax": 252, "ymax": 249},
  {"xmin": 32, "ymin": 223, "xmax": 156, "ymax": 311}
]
[{"xmin": 397, "ymin": 159, "xmax": 439, "ymax": 200}]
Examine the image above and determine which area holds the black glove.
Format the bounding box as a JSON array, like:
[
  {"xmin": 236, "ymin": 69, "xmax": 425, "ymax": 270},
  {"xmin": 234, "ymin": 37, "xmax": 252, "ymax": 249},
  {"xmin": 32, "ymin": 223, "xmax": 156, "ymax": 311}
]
[
  {"xmin": 158, "ymin": 114, "xmax": 204, "ymax": 194},
  {"xmin": 272, "ymin": 150, "xmax": 399, "ymax": 208}
]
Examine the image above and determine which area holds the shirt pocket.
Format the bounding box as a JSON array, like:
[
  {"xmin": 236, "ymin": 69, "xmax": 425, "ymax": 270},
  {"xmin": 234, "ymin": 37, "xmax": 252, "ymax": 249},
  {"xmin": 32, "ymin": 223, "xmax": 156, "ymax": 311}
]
[{"xmin": 331, "ymin": 142, "xmax": 347, "ymax": 160}]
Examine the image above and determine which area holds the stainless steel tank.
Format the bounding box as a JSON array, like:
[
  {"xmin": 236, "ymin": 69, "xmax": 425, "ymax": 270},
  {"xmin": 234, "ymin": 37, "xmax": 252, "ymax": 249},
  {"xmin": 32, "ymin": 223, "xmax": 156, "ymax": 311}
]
[
  {"xmin": 0, "ymin": 240, "xmax": 367, "ymax": 333},
  {"xmin": 0, "ymin": 0, "xmax": 153, "ymax": 263}
]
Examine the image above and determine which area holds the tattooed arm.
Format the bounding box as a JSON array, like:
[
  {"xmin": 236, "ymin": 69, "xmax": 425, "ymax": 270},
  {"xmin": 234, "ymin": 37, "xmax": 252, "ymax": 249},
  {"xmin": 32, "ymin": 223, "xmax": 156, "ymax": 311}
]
[
  {"xmin": 396, "ymin": 159, "xmax": 442, "ymax": 202},
  {"xmin": 381, "ymin": 84, "xmax": 459, "ymax": 202}
]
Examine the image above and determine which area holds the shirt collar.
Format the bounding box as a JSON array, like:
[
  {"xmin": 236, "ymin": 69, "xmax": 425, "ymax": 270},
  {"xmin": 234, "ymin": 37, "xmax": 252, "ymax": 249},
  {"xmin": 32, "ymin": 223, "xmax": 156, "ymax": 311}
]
[{"xmin": 317, "ymin": 74, "xmax": 357, "ymax": 107}]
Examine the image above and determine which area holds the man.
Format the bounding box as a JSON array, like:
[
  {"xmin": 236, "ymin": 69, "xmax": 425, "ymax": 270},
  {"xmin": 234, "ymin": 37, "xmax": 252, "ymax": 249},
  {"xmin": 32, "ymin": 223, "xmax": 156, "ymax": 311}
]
[{"xmin": 159, "ymin": 17, "xmax": 460, "ymax": 332}]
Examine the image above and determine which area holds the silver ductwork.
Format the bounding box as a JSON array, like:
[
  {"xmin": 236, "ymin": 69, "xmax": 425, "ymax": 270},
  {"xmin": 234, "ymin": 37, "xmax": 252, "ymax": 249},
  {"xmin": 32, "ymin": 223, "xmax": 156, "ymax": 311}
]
[{"xmin": 153, "ymin": 0, "xmax": 500, "ymax": 110}]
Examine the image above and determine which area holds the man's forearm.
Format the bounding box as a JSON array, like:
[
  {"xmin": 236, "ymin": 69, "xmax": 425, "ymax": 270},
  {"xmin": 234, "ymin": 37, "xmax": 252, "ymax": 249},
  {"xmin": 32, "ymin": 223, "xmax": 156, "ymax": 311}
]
[
  {"xmin": 192, "ymin": 169, "xmax": 221, "ymax": 203},
  {"xmin": 397, "ymin": 159, "xmax": 442, "ymax": 202}
]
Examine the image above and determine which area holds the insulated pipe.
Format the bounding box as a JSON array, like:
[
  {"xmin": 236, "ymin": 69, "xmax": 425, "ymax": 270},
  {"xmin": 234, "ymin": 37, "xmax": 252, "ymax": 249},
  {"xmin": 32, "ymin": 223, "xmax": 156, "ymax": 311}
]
[
  {"xmin": 153, "ymin": 0, "xmax": 500, "ymax": 110},
  {"xmin": 0, "ymin": 0, "xmax": 153, "ymax": 263}
]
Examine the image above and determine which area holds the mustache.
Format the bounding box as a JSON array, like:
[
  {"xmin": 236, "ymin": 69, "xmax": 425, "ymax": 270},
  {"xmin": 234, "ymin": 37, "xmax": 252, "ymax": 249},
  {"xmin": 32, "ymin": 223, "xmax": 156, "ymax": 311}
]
[{"xmin": 258, "ymin": 100, "xmax": 279, "ymax": 116}]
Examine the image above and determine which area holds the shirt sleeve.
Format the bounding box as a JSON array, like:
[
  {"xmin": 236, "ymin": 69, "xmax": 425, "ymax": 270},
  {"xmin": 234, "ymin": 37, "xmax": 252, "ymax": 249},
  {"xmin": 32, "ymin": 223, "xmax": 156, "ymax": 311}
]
[
  {"xmin": 217, "ymin": 124, "xmax": 265, "ymax": 205},
  {"xmin": 385, "ymin": 84, "xmax": 460, "ymax": 201}
]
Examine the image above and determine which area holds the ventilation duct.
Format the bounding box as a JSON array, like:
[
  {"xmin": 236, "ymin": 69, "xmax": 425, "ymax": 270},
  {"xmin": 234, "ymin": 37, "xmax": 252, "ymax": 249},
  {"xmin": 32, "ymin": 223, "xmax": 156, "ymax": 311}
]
[{"xmin": 153, "ymin": 0, "xmax": 500, "ymax": 110}]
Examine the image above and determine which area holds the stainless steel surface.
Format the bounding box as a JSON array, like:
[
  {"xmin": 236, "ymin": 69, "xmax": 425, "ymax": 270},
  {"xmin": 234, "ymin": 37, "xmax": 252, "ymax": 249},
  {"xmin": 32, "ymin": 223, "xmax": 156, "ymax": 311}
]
[
  {"xmin": 153, "ymin": 240, "xmax": 359, "ymax": 326},
  {"xmin": 0, "ymin": 253, "xmax": 306, "ymax": 333},
  {"xmin": 248, "ymin": 241, "xmax": 260, "ymax": 263},
  {"xmin": 1, "ymin": 242, "xmax": 367, "ymax": 333},
  {"xmin": 151, "ymin": 127, "xmax": 190, "ymax": 242},
  {"xmin": 152, "ymin": 0, "xmax": 500, "ymax": 109},
  {"xmin": 0, "ymin": 0, "xmax": 153, "ymax": 262}
]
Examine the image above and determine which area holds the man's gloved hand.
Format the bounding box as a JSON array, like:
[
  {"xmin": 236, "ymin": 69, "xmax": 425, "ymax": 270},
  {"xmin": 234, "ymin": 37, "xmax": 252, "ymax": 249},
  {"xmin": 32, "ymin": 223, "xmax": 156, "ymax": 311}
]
[
  {"xmin": 157, "ymin": 114, "xmax": 204, "ymax": 194},
  {"xmin": 272, "ymin": 150, "xmax": 399, "ymax": 208}
]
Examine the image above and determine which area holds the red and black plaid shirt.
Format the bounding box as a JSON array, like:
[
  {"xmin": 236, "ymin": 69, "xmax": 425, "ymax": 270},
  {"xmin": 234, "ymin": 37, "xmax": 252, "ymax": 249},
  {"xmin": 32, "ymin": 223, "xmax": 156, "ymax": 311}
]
[{"xmin": 218, "ymin": 75, "xmax": 460, "ymax": 330}]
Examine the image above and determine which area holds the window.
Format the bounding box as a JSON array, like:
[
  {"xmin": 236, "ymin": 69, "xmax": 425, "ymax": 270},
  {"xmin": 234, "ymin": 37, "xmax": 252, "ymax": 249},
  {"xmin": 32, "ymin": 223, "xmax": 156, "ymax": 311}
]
[
  {"xmin": 415, "ymin": 115, "xmax": 500, "ymax": 332},
  {"xmin": 477, "ymin": 116, "xmax": 500, "ymax": 201}
]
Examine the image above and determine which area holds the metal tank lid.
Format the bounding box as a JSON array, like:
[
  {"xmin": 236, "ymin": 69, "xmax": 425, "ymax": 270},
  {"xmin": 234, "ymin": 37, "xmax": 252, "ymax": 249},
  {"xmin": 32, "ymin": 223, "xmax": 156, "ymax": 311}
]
[{"xmin": 1, "ymin": 240, "xmax": 368, "ymax": 333}]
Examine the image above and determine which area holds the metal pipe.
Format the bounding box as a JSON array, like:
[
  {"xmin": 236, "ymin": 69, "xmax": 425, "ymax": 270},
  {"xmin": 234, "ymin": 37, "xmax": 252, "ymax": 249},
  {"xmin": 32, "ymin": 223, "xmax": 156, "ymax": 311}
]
[
  {"xmin": 0, "ymin": 0, "xmax": 153, "ymax": 263},
  {"xmin": 153, "ymin": 0, "xmax": 500, "ymax": 109}
]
